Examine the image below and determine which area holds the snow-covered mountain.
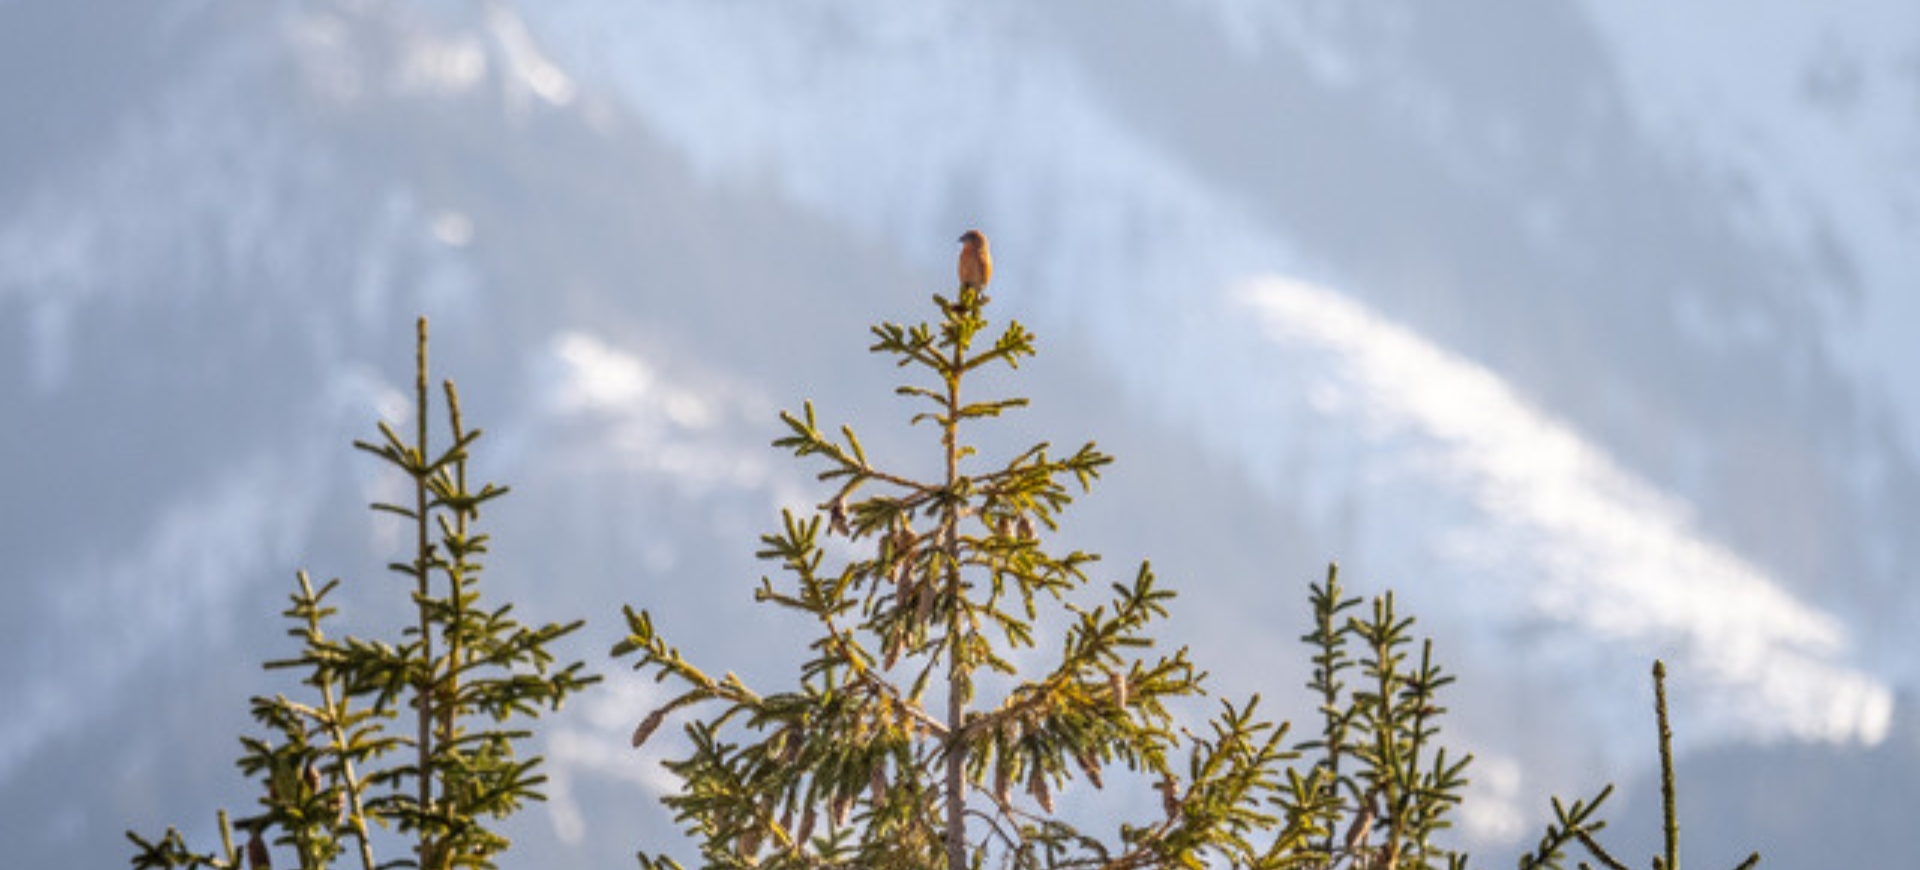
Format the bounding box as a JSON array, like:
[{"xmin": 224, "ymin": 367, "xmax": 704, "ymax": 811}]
[{"xmin": 3, "ymin": 1, "xmax": 1916, "ymax": 867}]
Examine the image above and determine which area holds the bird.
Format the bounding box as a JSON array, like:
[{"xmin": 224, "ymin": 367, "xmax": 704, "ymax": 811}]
[{"xmin": 957, "ymin": 229, "xmax": 993, "ymax": 291}]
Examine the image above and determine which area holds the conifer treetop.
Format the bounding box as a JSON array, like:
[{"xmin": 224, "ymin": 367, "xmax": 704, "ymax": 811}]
[
  {"xmin": 620, "ymin": 281, "xmax": 1318, "ymax": 870},
  {"xmin": 128, "ymin": 317, "xmax": 597, "ymax": 870}
]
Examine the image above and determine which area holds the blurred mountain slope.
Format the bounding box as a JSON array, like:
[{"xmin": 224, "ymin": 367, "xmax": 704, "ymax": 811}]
[{"xmin": 2, "ymin": 1, "xmax": 1916, "ymax": 867}]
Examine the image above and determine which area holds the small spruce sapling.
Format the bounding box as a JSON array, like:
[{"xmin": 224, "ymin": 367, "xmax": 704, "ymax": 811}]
[
  {"xmin": 127, "ymin": 318, "xmax": 599, "ymax": 870},
  {"xmin": 1293, "ymin": 564, "xmax": 1475, "ymax": 870},
  {"xmin": 1514, "ymin": 661, "xmax": 1760, "ymax": 870}
]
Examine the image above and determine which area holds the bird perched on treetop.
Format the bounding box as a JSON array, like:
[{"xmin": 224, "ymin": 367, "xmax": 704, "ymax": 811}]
[{"xmin": 957, "ymin": 229, "xmax": 993, "ymax": 292}]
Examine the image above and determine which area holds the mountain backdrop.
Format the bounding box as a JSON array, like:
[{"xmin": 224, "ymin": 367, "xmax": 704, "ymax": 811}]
[{"xmin": 3, "ymin": 1, "xmax": 1917, "ymax": 867}]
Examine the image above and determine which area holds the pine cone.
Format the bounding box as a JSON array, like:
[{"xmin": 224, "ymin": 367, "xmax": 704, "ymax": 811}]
[
  {"xmin": 825, "ymin": 496, "xmax": 851, "ymax": 537},
  {"xmin": 1075, "ymin": 748, "xmax": 1105, "ymax": 789},
  {"xmin": 1158, "ymin": 775, "xmax": 1182, "ymax": 820},
  {"xmin": 630, "ymin": 708, "xmax": 669, "ymax": 748},
  {"xmin": 246, "ymin": 830, "xmax": 271, "ymax": 870},
  {"xmin": 1028, "ymin": 764, "xmax": 1055, "ymax": 814}
]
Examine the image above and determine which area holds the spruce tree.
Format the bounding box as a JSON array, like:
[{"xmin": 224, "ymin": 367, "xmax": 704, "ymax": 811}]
[
  {"xmin": 617, "ymin": 284, "xmax": 1356, "ymax": 869},
  {"xmin": 127, "ymin": 318, "xmax": 598, "ymax": 870}
]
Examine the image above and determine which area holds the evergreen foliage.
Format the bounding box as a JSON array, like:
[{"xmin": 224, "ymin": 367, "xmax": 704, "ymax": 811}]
[
  {"xmin": 618, "ymin": 286, "xmax": 1315, "ymax": 870},
  {"xmin": 1295, "ymin": 567, "xmax": 1472, "ymax": 870},
  {"xmin": 127, "ymin": 318, "xmax": 598, "ymax": 870},
  {"xmin": 615, "ymin": 283, "xmax": 1762, "ymax": 870},
  {"xmin": 126, "ymin": 251, "xmax": 1762, "ymax": 870},
  {"xmin": 1512, "ymin": 662, "xmax": 1760, "ymax": 870},
  {"xmin": 622, "ymin": 288, "xmax": 1459, "ymax": 864}
]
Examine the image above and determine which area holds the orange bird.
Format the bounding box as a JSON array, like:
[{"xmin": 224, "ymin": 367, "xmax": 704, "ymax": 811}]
[{"xmin": 957, "ymin": 229, "xmax": 993, "ymax": 291}]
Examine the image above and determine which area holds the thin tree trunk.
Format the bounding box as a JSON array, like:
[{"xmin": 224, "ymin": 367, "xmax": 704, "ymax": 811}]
[
  {"xmin": 412, "ymin": 318, "xmax": 437, "ymax": 869},
  {"xmin": 942, "ymin": 343, "xmax": 967, "ymax": 870}
]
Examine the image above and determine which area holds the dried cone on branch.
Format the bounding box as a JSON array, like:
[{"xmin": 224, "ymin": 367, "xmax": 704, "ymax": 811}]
[{"xmin": 247, "ymin": 830, "xmax": 270, "ymax": 870}]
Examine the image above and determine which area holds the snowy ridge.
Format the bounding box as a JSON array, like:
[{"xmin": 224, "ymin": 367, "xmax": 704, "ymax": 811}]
[
  {"xmin": 1234, "ymin": 275, "xmax": 1890, "ymax": 747},
  {"xmin": 286, "ymin": 0, "xmax": 579, "ymax": 113}
]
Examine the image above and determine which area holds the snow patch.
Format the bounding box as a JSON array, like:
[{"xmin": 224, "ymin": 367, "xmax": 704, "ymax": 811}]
[
  {"xmin": 1235, "ymin": 274, "xmax": 1891, "ymax": 748},
  {"xmin": 398, "ymin": 33, "xmax": 489, "ymax": 96},
  {"xmin": 484, "ymin": 1, "xmax": 578, "ymax": 110},
  {"xmin": 534, "ymin": 331, "xmax": 773, "ymax": 495}
]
